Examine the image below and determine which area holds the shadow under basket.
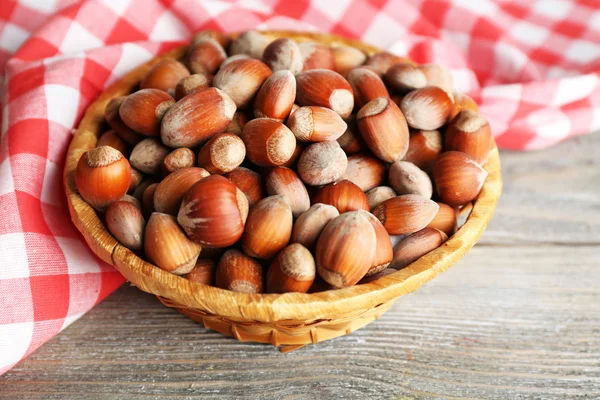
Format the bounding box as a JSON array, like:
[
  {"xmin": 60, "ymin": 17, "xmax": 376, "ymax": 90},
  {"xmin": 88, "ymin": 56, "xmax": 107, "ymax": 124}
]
[{"xmin": 64, "ymin": 31, "xmax": 503, "ymax": 352}]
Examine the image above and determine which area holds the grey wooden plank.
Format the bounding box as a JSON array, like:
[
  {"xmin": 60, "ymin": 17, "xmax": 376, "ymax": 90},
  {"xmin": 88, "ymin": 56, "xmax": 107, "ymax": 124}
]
[
  {"xmin": 1, "ymin": 245, "xmax": 599, "ymax": 399},
  {"xmin": 480, "ymin": 132, "xmax": 600, "ymax": 245}
]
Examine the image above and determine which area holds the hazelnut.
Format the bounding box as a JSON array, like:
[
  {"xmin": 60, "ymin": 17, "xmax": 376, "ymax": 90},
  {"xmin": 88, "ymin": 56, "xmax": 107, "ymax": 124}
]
[
  {"xmin": 347, "ymin": 67, "xmax": 390, "ymax": 109},
  {"xmin": 427, "ymin": 202, "xmax": 457, "ymax": 237},
  {"xmin": 105, "ymin": 96, "xmax": 143, "ymax": 145},
  {"xmin": 224, "ymin": 111, "xmax": 249, "ymax": 135},
  {"xmin": 119, "ymin": 89, "xmax": 174, "ymax": 137},
  {"xmin": 142, "ymin": 183, "xmax": 158, "ymax": 215},
  {"xmin": 316, "ymin": 211, "xmax": 377, "ymax": 288},
  {"xmin": 391, "ymin": 228, "xmax": 448, "ymax": 269},
  {"xmin": 372, "ymin": 194, "xmax": 439, "ymax": 235},
  {"xmin": 403, "ymin": 129, "xmax": 442, "ymax": 174},
  {"xmin": 312, "ymin": 180, "xmax": 369, "ymax": 214},
  {"xmin": 97, "ymin": 129, "xmax": 130, "ymax": 157},
  {"xmin": 178, "ymin": 175, "xmax": 246, "ymax": 247},
  {"xmin": 241, "ymin": 118, "xmax": 296, "ymax": 167},
  {"xmin": 362, "ymin": 211, "xmax": 393, "ymax": 276},
  {"xmin": 192, "ymin": 29, "xmax": 230, "ymax": 49},
  {"xmin": 253, "ymin": 70, "xmax": 296, "ymax": 121},
  {"xmin": 298, "ymin": 42, "xmax": 335, "ymax": 71},
  {"xmin": 400, "ymin": 87, "xmax": 453, "ymax": 130},
  {"xmin": 262, "ymin": 38, "xmax": 303, "ymax": 75},
  {"xmin": 197, "ymin": 133, "xmax": 246, "ymax": 174},
  {"xmin": 295, "ymin": 69, "xmax": 354, "ymax": 118},
  {"xmin": 266, "ymin": 243, "xmax": 315, "ymax": 293},
  {"xmin": 187, "ymin": 38, "xmax": 227, "ymax": 75},
  {"xmin": 331, "ymin": 44, "xmax": 366, "ymax": 77},
  {"xmin": 216, "ymin": 249, "xmax": 263, "ymax": 293},
  {"xmin": 388, "ymin": 161, "xmax": 433, "ymax": 198},
  {"xmin": 105, "ymin": 200, "xmax": 145, "ymax": 250},
  {"xmin": 366, "ymin": 186, "xmax": 397, "ymax": 210},
  {"xmin": 186, "ymin": 259, "xmax": 216, "ymax": 286},
  {"xmin": 450, "ymin": 92, "xmax": 479, "ymax": 120},
  {"xmin": 161, "ymin": 87, "xmax": 236, "ymax": 148},
  {"xmin": 336, "ymin": 116, "xmax": 365, "ymax": 155},
  {"xmin": 297, "ymin": 141, "xmax": 347, "ymax": 186},
  {"xmin": 384, "ymin": 63, "xmax": 427, "ymax": 93},
  {"xmin": 161, "ymin": 147, "xmax": 196, "ymax": 176},
  {"xmin": 229, "ymin": 30, "xmax": 270, "ymax": 59},
  {"xmin": 75, "ymin": 146, "xmax": 131, "ymax": 211},
  {"xmin": 265, "ymin": 167, "xmax": 310, "ymax": 218},
  {"xmin": 144, "ymin": 212, "xmax": 202, "ymax": 275},
  {"xmin": 242, "ymin": 196, "xmax": 293, "ymax": 259},
  {"xmin": 174, "ymin": 74, "xmax": 211, "ymax": 101},
  {"xmin": 291, "ymin": 203, "xmax": 339, "ymax": 250},
  {"xmin": 341, "ymin": 153, "xmax": 385, "ymax": 192},
  {"xmin": 153, "ymin": 167, "xmax": 209, "ymax": 215},
  {"xmin": 286, "ymin": 106, "xmax": 347, "ymax": 143},
  {"xmin": 140, "ymin": 59, "xmax": 190, "ymax": 92},
  {"xmin": 445, "ymin": 109, "xmax": 492, "ymax": 164},
  {"xmin": 213, "ymin": 58, "xmax": 272, "ymax": 108},
  {"xmin": 433, "ymin": 151, "xmax": 487, "ymax": 207},
  {"xmin": 365, "ymin": 51, "xmax": 414, "ymax": 75},
  {"xmin": 419, "ymin": 63, "xmax": 454, "ymax": 94},
  {"xmin": 225, "ymin": 167, "xmax": 265, "ymax": 207},
  {"xmin": 357, "ymin": 97, "xmax": 409, "ymax": 163},
  {"xmin": 129, "ymin": 138, "xmax": 170, "ymax": 176}
]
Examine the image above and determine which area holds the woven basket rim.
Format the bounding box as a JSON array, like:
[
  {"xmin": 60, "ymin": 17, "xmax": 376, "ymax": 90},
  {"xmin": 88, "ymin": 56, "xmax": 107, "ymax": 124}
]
[{"xmin": 64, "ymin": 30, "xmax": 502, "ymax": 324}]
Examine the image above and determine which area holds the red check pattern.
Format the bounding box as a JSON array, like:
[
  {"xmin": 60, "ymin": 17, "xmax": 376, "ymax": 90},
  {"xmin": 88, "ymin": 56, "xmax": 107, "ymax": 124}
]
[{"xmin": 1, "ymin": 0, "xmax": 599, "ymax": 374}]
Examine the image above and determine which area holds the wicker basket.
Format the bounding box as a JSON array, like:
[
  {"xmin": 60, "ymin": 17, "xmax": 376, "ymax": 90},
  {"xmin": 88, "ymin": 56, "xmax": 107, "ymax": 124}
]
[{"xmin": 63, "ymin": 31, "xmax": 502, "ymax": 352}]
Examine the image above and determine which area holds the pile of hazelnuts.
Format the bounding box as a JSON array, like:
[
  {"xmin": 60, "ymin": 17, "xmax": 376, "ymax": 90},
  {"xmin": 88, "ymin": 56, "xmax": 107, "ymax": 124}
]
[{"xmin": 75, "ymin": 30, "xmax": 491, "ymax": 294}]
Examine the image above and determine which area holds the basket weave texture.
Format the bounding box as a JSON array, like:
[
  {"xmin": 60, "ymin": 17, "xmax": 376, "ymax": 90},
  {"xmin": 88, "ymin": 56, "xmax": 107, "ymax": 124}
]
[{"xmin": 64, "ymin": 31, "xmax": 502, "ymax": 352}]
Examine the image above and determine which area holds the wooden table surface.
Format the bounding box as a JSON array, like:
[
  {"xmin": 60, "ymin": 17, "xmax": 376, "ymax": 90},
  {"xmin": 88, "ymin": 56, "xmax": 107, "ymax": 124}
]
[{"xmin": 1, "ymin": 132, "xmax": 599, "ymax": 399}]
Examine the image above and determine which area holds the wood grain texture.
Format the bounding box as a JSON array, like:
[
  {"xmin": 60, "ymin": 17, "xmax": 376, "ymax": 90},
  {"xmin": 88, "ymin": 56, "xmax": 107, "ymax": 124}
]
[
  {"xmin": 63, "ymin": 31, "xmax": 502, "ymax": 349},
  {"xmin": 3, "ymin": 132, "xmax": 599, "ymax": 399}
]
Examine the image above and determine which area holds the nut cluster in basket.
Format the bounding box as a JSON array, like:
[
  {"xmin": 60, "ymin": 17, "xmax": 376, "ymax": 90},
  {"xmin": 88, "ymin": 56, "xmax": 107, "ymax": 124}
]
[{"xmin": 75, "ymin": 30, "xmax": 491, "ymax": 293}]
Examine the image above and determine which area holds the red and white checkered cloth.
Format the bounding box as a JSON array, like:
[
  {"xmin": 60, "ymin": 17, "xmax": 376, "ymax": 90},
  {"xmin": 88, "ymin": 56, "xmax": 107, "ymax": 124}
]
[{"xmin": 1, "ymin": 0, "xmax": 599, "ymax": 374}]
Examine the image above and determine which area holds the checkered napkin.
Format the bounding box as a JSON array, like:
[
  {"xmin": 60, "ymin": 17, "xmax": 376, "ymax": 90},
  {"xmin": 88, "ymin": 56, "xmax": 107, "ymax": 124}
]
[{"xmin": 1, "ymin": 0, "xmax": 599, "ymax": 374}]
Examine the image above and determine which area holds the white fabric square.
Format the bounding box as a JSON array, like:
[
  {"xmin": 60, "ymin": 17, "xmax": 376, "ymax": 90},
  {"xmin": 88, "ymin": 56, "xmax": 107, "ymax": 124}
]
[
  {"xmin": 441, "ymin": 31, "xmax": 471, "ymax": 53},
  {"xmin": 44, "ymin": 84, "xmax": 80, "ymax": 128},
  {"xmin": 565, "ymin": 40, "xmax": 600, "ymax": 64},
  {"xmin": 0, "ymin": 159, "xmax": 14, "ymax": 196},
  {"xmin": 149, "ymin": 10, "xmax": 190, "ymax": 42},
  {"xmin": 533, "ymin": 0, "xmax": 573, "ymax": 19},
  {"xmin": 59, "ymin": 21, "xmax": 104, "ymax": 54},
  {"xmin": 0, "ymin": 233, "xmax": 29, "ymax": 279},
  {"xmin": 453, "ymin": 0, "xmax": 498, "ymax": 15},
  {"xmin": 511, "ymin": 21, "xmax": 550, "ymax": 47},
  {"xmin": 494, "ymin": 42, "xmax": 529, "ymax": 80},
  {"xmin": 19, "ymin": 0, "xmax": 57, "ymax": 13},
  {"xmin": 387, "ymin": 40, "xmax": 409, "ymax": 57},
  {"xmin": 481, "ymin": 84, "xmax": 523, "ymax": 101},
  {"xmin": 56, "ymin": 237, "xmax": 101, "ymax": 275},
  {"xmin": 0, "ymin": 321, "xmax": 34, "ymax": 369},
  {"xmin": 102, "ymin": 0, "xmax": 133, "ymax": 16},
  {"xmin": 362, "ymin": 12, "xmax": 407, "ymax": 48},
  {"xmin": 239, "ymin": 0, "xmax": 272, "ymax": 14},
  {"xmin": 40, "ymin": 159, "xmax": 61, "ymax": 206},
  {"xmin": 451, "ymin": 68, "xmax": 478, "ymax": 93},
  {"xmin": 108, "ymin": 43, "xmax": 154, "ymax": 85},
  {"xmin": 591, "ymin": 12, "xmax": 600, "ymax": 31},
  {"xmin": 552, "ymin": 74, "xmax": 598, "ymax": 107},
  {"xmin": 527, "ymin": 109, "xmax": 571, "ymax": 139},
  {"xmin": 313, "ymin": 0, "xmax": 353, "ymax": 21},
  {"xmin": 0, "ymin": 23, "xmax": 29, "ymax": 53}
]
